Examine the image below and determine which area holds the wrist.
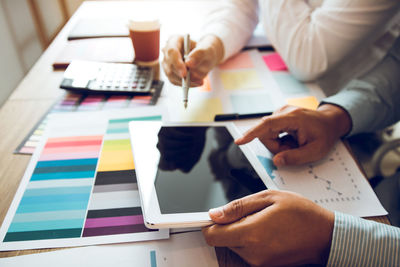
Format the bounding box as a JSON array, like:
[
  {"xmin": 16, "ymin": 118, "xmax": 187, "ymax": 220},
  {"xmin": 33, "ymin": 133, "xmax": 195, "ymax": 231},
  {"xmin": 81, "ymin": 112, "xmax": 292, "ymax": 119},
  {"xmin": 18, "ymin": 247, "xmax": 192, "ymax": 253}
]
[
  {"xmin": 318, "ymin": 210, "xmax": 335, "ymax": 265},
  {"xmin": 199, "ymin": 34, "xmax": 224, "ymax": 65},
  {"xmin": 317, "ymin": 104, "xmax": 352, "ymax": 139}
]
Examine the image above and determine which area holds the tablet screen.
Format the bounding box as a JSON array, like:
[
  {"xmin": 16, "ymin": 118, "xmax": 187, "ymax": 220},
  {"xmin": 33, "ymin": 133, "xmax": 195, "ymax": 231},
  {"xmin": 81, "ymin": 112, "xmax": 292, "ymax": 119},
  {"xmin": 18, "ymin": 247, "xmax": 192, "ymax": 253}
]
[{"xmin": 155, "ymin": 126, "xmax": 267, "ymax": 214}]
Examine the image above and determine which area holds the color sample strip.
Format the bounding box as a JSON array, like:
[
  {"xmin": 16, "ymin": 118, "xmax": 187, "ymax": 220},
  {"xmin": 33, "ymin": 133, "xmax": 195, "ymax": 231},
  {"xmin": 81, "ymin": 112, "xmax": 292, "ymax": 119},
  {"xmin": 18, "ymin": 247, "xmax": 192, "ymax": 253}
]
[
  {"xmin": 262, "ymin": 53, "xmax": 288, "ymax": 71},
  {"xmin": 220, "ymin": 70, "xmax": 262, "ymax": 90},
  {"xmin": 77, "ymin": 95, "xmax": 105, "ymax": 111},
  {"xmin": 103, "ymin": 95, "xmax": 130, "ymax": 110},
  {"xmin": 52, "ymin": 93, "xmax": 82, "ymax": 112},
  {"xmin": 82, "ymin": 116, "xmax": 161, "ymax": 237},
  {"xmin": 15, "ymin": 81, "xmax": 164, "ymax": 155},
  {"xmin": 271, "ymin": 72, "xmax": 309, "ymax": 94},
  {"xmin": 130, "ymin": 95, "xmax": 152, "ymax": 107},
  {"xmin": 199, "ymin": 76, "xmax": 212, "ymax": 92},
  {"xmin": 172, "ymin": 98, "xmax": 223, "ymax": 122},
  {"xmin": 230, "ymin": 93, "xmax": 274, "ymax": 114},
  {"xmin": 150, "ymin": 250, "xmax": 157, "ymax": 267},
  {"xmin": 219, "ymin": 51, "xmax": 254, "ymax": 70},
  {"xmin": 286, "ymin": 96, "xmax": 319, "ymax": 110},
  {"xmin": 4, "ymin": 135, "xmax": 102, "ymax": 242},
  {"xmin": 39, "ymin": 136, "xmax": 103, "ymax": 161}
]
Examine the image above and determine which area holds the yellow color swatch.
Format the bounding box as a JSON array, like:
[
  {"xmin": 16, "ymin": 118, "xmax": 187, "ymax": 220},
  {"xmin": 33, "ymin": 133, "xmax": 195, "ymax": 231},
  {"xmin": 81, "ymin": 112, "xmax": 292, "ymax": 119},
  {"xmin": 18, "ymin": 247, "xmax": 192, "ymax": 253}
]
[
  {"xmin": 174, "ymin": 98, "xmax": 223, "ymax": 122},
  {"xmin": 220, "ymin": 70, "xmax": 262, "ymax": 90},
  {"xmin": 286, "ymin": 96, "xmax": 319, "ymax": 110},
  {"xmin": 97, "ymin": 150, "xmax": 135, "ymax": 171}
]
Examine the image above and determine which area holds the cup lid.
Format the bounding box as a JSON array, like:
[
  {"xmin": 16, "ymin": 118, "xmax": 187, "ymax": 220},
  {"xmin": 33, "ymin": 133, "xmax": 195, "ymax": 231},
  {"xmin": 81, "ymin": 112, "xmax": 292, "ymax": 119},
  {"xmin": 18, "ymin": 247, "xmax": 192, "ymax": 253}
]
[{"xmin": 128, "ymin": 18, "xmax": 160, "ymax": 31}]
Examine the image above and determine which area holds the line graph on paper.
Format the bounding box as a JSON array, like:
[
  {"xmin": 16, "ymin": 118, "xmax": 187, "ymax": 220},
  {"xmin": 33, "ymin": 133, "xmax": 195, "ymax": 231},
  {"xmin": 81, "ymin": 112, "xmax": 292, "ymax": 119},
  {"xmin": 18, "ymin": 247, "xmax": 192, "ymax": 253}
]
[{"xmin": 255, "ymin": 141, "xmax": 386, "ymax": 216}]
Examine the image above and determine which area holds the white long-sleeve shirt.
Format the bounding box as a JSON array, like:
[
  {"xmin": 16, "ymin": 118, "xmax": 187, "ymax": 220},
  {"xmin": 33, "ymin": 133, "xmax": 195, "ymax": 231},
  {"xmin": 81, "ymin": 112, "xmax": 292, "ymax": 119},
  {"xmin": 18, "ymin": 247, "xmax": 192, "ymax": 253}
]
[{"xmin": 202, "ymin": 0, "xmax": 400, "ymax": 95}]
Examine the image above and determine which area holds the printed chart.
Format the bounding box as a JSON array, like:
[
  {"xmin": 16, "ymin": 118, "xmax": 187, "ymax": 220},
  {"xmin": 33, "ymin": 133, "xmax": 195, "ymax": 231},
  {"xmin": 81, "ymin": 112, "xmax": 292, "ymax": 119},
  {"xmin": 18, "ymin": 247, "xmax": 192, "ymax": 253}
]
[
  {"xmin": 256, "ymin": 141, "xmax": 386, "ymax": 217},
  {"xmin": 0, "ymin": 108, "xmax": 168, "ymax": 251}
]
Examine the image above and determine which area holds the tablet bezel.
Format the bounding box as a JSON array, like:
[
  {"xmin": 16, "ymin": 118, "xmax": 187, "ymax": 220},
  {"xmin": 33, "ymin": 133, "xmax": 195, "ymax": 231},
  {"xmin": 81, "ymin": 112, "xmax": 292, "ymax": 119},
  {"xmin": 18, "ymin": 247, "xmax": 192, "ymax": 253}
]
[{"xmin": 129, "ymin": 121, "xmax": 278, "ymax": 229}]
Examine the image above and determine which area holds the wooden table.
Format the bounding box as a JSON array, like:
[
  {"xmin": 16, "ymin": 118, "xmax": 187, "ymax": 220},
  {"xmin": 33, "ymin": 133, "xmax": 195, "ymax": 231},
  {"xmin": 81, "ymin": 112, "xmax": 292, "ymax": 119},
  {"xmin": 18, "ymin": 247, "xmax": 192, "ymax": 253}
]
[{"xmin": 0, "ymin": 1, "xmax": 389, "ymax": 266}]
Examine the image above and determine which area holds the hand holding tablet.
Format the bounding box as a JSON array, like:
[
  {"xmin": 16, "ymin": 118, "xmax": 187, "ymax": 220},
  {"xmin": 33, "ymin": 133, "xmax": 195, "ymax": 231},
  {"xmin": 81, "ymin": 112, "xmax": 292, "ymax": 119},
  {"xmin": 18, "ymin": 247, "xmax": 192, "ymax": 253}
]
[{"xmin": 129, "ymin": 121, "xmax": 277, "ymax": 229}]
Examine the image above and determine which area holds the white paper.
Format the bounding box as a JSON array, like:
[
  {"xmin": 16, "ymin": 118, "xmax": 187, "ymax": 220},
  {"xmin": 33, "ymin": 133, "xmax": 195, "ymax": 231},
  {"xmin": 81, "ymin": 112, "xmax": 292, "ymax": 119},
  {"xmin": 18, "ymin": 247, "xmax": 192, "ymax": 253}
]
[
  {"xmin": 0, "ymin": 231, "xmax": 218, "ymax": 267},
  {"xmin": 235, "ymin": 121, "xmax": 387, "ymax": 217}
]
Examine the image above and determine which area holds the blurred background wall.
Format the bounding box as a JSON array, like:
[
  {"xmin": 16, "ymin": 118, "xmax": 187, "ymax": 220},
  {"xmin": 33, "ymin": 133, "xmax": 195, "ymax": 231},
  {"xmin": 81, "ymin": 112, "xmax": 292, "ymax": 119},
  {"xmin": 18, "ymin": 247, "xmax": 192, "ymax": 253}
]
[{"xmin": 0, "ymin": 0, "xmax": 83, "ymax": 107}]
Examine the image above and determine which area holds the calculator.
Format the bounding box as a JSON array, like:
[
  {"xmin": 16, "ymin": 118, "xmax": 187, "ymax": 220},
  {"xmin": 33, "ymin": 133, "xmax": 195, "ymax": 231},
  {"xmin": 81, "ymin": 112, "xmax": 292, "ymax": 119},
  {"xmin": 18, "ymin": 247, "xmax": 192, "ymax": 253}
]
[{"xmin": 60, "ymin": 60, "xmax": 154, "ymax": 95}]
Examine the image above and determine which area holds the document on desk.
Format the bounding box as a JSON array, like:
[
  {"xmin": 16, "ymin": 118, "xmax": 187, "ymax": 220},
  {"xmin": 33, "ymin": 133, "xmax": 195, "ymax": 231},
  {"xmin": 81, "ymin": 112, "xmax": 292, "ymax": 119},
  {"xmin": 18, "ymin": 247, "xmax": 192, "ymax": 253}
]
[
  {"xmin": 0, "ymin": 107, "xmax": 169, "ymax": 251},
  {"xmin": 0, "ymin": 231, "xmax": 218, "ymax": 267},
  {"xmin": 235, "ymin": 120, "xmax": 387, "ymax": 217}
]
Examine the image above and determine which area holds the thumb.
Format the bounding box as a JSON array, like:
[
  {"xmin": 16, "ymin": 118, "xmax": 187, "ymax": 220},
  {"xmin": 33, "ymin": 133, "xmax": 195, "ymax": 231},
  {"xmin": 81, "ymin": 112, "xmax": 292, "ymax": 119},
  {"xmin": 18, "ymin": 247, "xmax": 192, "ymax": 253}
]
[
  {"xmin": 273, "ymin": 142, "xmax": 326, "ymax": 167},
  {"xmin": 209, "ymin": 190, "xmax": 274, "ymax": 224}
]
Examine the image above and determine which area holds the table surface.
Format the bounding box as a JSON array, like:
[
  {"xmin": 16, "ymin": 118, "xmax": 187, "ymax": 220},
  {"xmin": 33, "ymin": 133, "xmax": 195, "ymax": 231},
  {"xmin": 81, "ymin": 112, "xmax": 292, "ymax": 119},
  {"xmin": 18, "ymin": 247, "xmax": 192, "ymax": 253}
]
[{"xmin": 0, "ymin": 1, "xmax": 389, "ymax": 266}]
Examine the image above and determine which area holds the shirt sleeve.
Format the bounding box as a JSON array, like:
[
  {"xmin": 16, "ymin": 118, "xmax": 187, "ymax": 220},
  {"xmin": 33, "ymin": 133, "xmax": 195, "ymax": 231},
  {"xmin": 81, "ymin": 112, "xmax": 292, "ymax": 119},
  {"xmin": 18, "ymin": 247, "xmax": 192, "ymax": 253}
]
[
  {"xmin": 321, "ymin": 37, "xmax": 400, "ymax": 136},
  {"xmin": 201, "ymin": 0, "xmax": 259, "ymax": 61},
  {"xmin": 327, "ymin": 212, "xmax": 400, "ymax": 266},
  {"xmin": 262, "ymin": 0, "xmax": 400, "ymax": 81}
]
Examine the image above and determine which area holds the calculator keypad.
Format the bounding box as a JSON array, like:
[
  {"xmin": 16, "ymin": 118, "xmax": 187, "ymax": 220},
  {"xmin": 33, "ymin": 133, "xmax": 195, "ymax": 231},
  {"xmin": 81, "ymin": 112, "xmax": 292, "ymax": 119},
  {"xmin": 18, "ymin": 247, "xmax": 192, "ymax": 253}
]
[{"xmin": 61, "ymin": 61, "xmax": 153, "ymax": 95}]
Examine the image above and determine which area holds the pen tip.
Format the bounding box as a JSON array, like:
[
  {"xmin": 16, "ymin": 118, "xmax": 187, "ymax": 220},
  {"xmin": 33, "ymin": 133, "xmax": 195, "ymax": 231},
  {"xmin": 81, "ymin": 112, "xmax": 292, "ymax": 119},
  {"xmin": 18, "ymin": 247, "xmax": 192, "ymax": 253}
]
[{"xmin": 184, "ymin": 102, "xmax": 187, "ymax": 109}]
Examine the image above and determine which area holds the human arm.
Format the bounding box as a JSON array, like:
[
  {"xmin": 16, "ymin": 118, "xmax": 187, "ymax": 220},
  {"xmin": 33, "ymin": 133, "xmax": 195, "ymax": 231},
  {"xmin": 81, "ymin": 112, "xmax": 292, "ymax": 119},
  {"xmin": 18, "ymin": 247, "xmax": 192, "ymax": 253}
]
[
  {"xmin": 201, "ymin": 0, "xmax": 259, "ymax": 61},
  {"xmin": 263, "ymin": 0, "xmax": 399, "ymax": 81},
  {"xmin": 235, "ymin": 37, "xmax": 400, "ymax": 166},
  {"xmin": 322, "ymin": 37, "xmax": 400, "ymax": 136},
  {"xmin": 162, "ymin": 0, "xmax": 258, "ymax": 86},
  {"xmin": 327, "ymin": 212, "xmax": 400, "ymax": 266}
]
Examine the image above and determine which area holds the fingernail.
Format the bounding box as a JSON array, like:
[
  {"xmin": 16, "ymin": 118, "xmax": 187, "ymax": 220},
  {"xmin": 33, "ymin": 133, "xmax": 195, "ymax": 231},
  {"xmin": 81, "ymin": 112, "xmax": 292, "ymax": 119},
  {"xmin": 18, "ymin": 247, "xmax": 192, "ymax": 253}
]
[
  {"xmin": 209, "ymin": 207, "xmax": 224, "ymax": 218},
  {"xmin": 234, "ymin": 138, "xmax": 242, "ymax": 143}
]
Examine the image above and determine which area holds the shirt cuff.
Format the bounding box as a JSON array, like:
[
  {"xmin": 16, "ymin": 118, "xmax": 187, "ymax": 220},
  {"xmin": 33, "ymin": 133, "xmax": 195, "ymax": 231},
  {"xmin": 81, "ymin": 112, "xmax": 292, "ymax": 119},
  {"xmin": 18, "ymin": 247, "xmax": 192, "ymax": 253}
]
[
  {"xmin": 321, "ymin": 80, "xmax": 377, "ymax": 136},
  {"xmin": 327, "ymin": 211, "xmax": 400, "ymax": 267}
]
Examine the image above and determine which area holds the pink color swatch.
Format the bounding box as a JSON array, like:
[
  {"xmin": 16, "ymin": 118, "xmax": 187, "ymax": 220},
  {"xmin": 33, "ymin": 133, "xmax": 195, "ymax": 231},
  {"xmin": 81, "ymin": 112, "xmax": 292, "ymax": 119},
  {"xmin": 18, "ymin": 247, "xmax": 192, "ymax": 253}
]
[
  {"xmin": 84, "ymin": 215, "xmax": 144, "ymax": 228},
  {"xmin": 262, "ymin": 53, "xmax": 288, "ymax": 71},
  {"xmin": 219, "ymin": 51, "xmax": 254, "ymax": 70}
]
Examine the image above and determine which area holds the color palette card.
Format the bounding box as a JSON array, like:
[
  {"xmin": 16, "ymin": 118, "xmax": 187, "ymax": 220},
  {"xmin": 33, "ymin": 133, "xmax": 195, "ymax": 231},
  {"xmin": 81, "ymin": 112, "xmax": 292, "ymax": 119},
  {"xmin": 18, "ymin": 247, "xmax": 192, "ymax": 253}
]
[
  {"xmin": 167, "ymin": 50, "xmax": 284, "ymax": 121},
  {"xmin": 0, "ymin": 107, "xmax": 169, "ymax": 251},
  {"xmin": 15, "ymin": 81, "xmax": 163, "ymax": 155}
]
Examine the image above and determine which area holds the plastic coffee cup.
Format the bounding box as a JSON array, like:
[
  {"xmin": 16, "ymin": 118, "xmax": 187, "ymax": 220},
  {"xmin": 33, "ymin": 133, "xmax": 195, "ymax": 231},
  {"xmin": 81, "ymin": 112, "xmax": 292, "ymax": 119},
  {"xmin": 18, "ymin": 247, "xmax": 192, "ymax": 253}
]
[{"xmin": 128, "ymin": 19, "xmax": 160, "ymax": 66}]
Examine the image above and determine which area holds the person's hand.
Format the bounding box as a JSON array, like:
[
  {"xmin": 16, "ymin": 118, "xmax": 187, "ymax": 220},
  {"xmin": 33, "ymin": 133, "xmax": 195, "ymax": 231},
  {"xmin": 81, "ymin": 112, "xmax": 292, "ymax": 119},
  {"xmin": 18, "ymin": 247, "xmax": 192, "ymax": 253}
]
[
  {"xmin": 202, "ymin": 190, "xmax": 334, "ymax": 267},
  {"xmin": 235, "ymin": 104, "xmax": 352, "ymax": 167},
  {"xmin": 162, "ymin": 34, "xmax": 224, "ymax": 87}
]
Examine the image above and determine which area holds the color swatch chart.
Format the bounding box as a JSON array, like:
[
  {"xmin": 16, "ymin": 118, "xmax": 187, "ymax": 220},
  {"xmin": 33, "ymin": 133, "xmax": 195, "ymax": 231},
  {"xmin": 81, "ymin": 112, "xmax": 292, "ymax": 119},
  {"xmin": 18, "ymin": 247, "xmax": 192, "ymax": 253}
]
[
  {"xmin": 0, "ymin": 108, "xmax": 168, "ymax": 251},
  {"xmin": 167, "ymin": 49, "xmax": 321, "ymax": 123},
  {"xmin": 15, "ymin": 81, "xmax": 163, "ymax": 155},
  {"xmin": 167, "ymin": 50, "xmax": 279, "ymax": 122}
]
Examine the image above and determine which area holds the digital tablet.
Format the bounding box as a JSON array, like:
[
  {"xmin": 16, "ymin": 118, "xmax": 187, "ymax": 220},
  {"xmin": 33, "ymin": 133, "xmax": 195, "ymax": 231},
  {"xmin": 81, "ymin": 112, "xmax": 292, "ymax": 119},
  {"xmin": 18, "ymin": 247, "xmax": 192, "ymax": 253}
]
[{"xmin": 129, "ymin": 121, "xmax": 278, "ymax": 229}]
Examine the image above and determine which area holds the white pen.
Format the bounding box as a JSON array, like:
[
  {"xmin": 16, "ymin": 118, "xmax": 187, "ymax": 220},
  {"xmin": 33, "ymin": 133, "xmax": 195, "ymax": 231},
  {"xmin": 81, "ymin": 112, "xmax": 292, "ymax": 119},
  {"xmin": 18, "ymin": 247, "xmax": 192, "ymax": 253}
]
[{"xmin": 182, "ymin": 34, "xmax": 190, "ymax": 109}]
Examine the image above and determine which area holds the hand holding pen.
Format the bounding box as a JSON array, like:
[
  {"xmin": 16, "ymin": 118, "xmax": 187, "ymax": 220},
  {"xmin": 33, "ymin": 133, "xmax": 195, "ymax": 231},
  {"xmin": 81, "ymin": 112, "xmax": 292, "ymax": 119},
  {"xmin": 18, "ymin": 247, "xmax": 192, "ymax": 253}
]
[{"xmin": 161, "ymin": 34, "xmax": 225, "ymax": 87}]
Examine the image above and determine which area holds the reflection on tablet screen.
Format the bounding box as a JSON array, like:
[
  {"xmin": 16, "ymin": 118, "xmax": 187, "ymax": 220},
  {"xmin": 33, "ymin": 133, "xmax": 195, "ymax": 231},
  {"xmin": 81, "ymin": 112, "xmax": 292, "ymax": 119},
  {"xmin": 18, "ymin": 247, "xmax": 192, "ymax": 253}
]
[{"xmin": 155, "ymin": 126, "xmax": 267, "ymax": 214}]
